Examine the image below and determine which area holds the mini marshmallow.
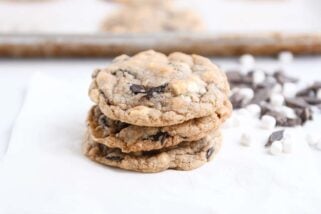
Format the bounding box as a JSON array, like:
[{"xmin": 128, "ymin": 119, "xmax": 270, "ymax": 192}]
[
  {"xmin": 278, "ymin": 51, "xmax": 294, "ymax": 64},
  {"xmin": 306, "ymin": 133, "xmax": 321, "ymax": 146},
  {"xmin": 240, "ymin": 133, "xmax": 252, "ymax": 147},
  {"xmin": 282, "ymin": 82, "xmax": 297, "ymax": 98},
  {"xmin": 237, "ymin": 108, "xmax": 250, "ymax": 116},
  {"xmin": 271, "ymin": 84, "xmax": 282, "ymax": 94},
  {"xmin": 316, "ymin": 142, "xmax": 321, "ymax": 151},
  {"xmin": 261, "ymin": 115, "xmax": 276, "ymax": 129},
  {"xmin": 239, "ymin": 54, "xmax": 255, "ymax": 72},
  {"xmin": 270, "ymin": 93, "xmax": 285, "ymax": 106},
  {"xmin": 279, "ymin": 106, "xmax": 297, "ymax": 119},
  {"xmin": 282, "ymin": 135, "xmax": 293, "ymax": 153},
  {"xmin": 252, "ymin": 70, "xmax": 265, "ymax": 85},
  {"xmin": 239, "ymin": 88, "xmax": 254, "ymax": 103},
  {"xmin": 246, "ymin": 104, "xmax": 261, "ymax": 118},
  {"xmin": 317, "ymin": 89, "xmax": 321, "ymax": 99},
  {"xmin": 270, "ymin": 141, "xmax": 283, "ymax": 155}
]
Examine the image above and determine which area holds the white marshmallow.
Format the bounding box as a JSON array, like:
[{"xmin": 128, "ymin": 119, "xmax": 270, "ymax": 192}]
[
  {"xmin": 270, "ymin": 141, "xmax": 283, "ymax": 155},
  {"xmin": 239, "ymin": 88, "xmax": 254, "ymax": 103},
  {"xmin": 271, "ymin": 84, "xmax": 282, "ymax": 94},
  {"xmin": 252, "ymin": 70, "xmax": 265, "ymax": 85},
  {"xmin": 282, "ymin": 136, "xmax": 293, "ymax": 153},
  {"xmin": 240, "ymin": 133, "xmax": 252, "ymax": 147},
  {"xmin": 278, "ymin": 51, "xmax": 294, "ymax": 64},
  {"xmin": 240, "ymin": 54, "xmax": 255, "ymax": 67},
  {"xmin": 282, "ymin": 82, "xmax": 297, "ymax": 98},
  {"xmin": 306, "ymin": 133, "xmax": 321, "ymax": 146},
  {"xmin": 270, "ymin": 94, "xmax": 285, "ymax": 106},
  {"xmin": 279, "ymin": 106, "xmax": 297, "ymax": 119},
  {"xmin": 316, "ymin": 142, "xmax": 321, "ymax": 151},
  {"xmin": 237, "ymin": 108, "xmax": 250, "ymax": 116},
  {"xmin": 317, "ymin": 89, "xmax": 321, "ymax": 99},
  {"xmin": 261, "ymin": 115, "xmax": 276, "ymax": 129},
  {"xmin": 246, "ymin": 104, "xmax": 261, "ymax": 118}
]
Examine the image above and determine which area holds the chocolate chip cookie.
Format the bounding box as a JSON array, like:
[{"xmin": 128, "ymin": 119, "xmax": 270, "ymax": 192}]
[
  {"xmin": 89, "ymin": 50, "xmax": 231, "ymax": 127},
  {"xmin": 83, "ymin": 130, "xmax": 222, "ymax": 173},
  {"xmin": 101, "ymin": 5, "xmax": 204, "ymax": 33},
  {"xmin": 87, "ymin": 105, "xmax": 222, "ymax": 153}
]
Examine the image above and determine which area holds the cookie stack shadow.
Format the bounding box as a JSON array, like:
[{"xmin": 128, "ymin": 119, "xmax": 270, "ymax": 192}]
[{"xmin": 83, "ymin": 50, "xmax": 232, "ymax": 173}]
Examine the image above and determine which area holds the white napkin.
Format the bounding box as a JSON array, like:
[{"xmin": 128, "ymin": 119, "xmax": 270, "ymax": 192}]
[{"xmin": 1, "ymin": 73, "xmax": 321, "ymax": 214}]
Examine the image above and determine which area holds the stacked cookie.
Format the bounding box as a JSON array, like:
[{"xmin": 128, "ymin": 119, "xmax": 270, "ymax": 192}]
[{"xmin": 83, "ymin": 50, "xmax": 232, "ymax": 172}]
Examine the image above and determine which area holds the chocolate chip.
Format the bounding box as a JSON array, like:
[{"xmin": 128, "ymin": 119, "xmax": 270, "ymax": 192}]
[
  {"xmin": 285, "ymin": 98, "xmax": 309, "ymax": 109},
  {"xmin": 113, "ymin": 121, "xmax": 130, "ymax": 133},
  {"xmin": 250, "ymin": 88, "xmax": 270, "ymax": 105},
  {"xmin": 142, "ymin": 150, "xmax": 161, "ymax": 156},
  {"xmin": 302, "ymin": 97, "xmax": 321, "ymax": 105},
  {"xmin": 206, "ymin": 147, "xmax": 215, "ymax": 160},
  {"xmin": 130, "ymin": 84, "xmax": 146, "ymax": 94},
  {"xmin": 226, "ymin": 71, "xmax": 253, "ymax": 89},
  {"xmin": 130, "ymin": 83, "xmax": 168, "ymax": 99},
  {"xmin": 230, "ymin": 93, "xmax": 244, "ymax": 109},
  {"xmin": 145, "ymin": 83, "xmax": 168, "ymax": 99},
  {"xmin": 98, "ymin": 144, "xmax": 109, "ymax": 156},
  {"xmin": 105, "ymin": 153, "xmax": 124, "ymax": 162},
  {"xmin": 309, "ymin": 81, "xmax": 321, "ymax": 91},
  {"xmin": 296, "ymin": 88, "xmax": 315, "ymax": 97},
  {"xmin": 265, "ymin": 130, "xmax": 284, "ymax": 147},
  {"xmin": 284, "ymin": 117, "xmax": 302, "ymax": 127},
  {"xmin": 273, "ymin": 71, "xmax": 298, "ymax": 85},
  {"xmin": 98, "ymin": 115, "xmax": 108, "ymax": 127},
  {"xmin": 295, "ymin": 107, "xmax": 312, "ymax": 124},
  {"xmin": 150, "ymin": 132, "xmax": 169, "ymax": 144}
]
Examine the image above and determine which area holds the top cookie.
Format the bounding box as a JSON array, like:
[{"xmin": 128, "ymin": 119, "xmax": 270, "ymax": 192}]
[{"xmin": 89, "ymin": 50, "xmax": 230, "ymax": 127}]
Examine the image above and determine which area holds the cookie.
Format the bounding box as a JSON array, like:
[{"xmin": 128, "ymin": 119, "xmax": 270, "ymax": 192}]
[
  {"xmin": 101, "ymin": 5, "xmax": 204, "ymax": 33},
  {"xmin": 87, "ymin": 105, "xmax": 222, "ymax": 153},
  {"xmin": 89, "ymin": 50, "xmax": 231, "ymax": 127},
  {"xmin": 110, "ymin": 0, "xmax": 172, "ymax": 7},
  {"xmin": 83, "ymin": 130, "xmax": 222, "ymax": 173}
]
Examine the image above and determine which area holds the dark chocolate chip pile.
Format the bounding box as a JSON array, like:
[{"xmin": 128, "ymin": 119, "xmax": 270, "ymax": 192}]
[{"xmin": 226, "ymin": 69, "xmax": 318, "ymax": 127}]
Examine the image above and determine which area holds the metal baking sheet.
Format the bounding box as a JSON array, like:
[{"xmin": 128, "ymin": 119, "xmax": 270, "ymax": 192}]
[{"xmin": 0, "ymin": 0, "xmax": 321, "ymax": 57}]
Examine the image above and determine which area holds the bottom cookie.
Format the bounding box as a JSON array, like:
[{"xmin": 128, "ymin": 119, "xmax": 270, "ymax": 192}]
[{"xmin": 83, "ymin": 130, "xmax": 222, "ymax": 173}]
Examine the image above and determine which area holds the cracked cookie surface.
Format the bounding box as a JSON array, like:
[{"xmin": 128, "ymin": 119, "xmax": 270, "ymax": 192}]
[
  {"xmin": 89, "ymin": 50, "xmax": 231, "ymax": 127},
  {"xmin": 87, "ymin": 105, "xmax": 222, "ymax": 153},
  {"xmin": 83, "ymin": 130, "xmax": 222, "ymax": 173}
]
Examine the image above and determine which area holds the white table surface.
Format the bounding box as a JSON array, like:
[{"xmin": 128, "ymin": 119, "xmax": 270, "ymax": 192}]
[
  {"xmin": 1, "ymin": 56, "xmax": 321, "ymax": 214},
  {"xmin": 1, "ymin": 56, "xmax": 321, "ymax": 159}
]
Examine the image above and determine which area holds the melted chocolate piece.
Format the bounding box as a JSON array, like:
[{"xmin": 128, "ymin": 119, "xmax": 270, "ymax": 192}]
[
  {"xmin": 130, "ymin": 84, "xmax": 146, "ymax": 94},
  {"xmin": 145, "ymin": 83, "xmax": 168, "ymax": 99},
  {"xmin": 105, "ymin": 153, "xmax": 124, "ymax": 162},
  {"xmin": 130, "ymin": 83, "xmax": 168, "ymax": 99},
  {"xmin": 265, "ymin": 130, "xmax": 285, "ymax": 147},
  {"xmin": 150, "ymin": 132, "xmax": 169, "ymax": 144},
  {"xmin": 142, "ymin": 150, "xmax": 161, "ymax": 156},
  {"xmin": 98, "ymin": 143, "xmax": 109, "ymax": 156}
]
